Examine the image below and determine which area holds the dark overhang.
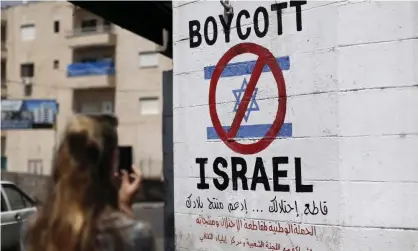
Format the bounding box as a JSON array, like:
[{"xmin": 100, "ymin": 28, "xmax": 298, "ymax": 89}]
[{"xmin": 68, "ymin": 1, "xmax": 173, "ymax": 59}]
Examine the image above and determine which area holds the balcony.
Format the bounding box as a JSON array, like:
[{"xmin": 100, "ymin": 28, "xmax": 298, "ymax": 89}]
[
  {"xmin": 67, "ymin": 60, "xmax": 115, "ymax": 88},
  {"xmin": 66, "ymin": 25, "xmax": 116, "ymax": 48}
]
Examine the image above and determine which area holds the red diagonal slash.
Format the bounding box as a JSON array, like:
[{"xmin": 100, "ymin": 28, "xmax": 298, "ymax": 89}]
[
  {"xmin": 208, "ymin": 42, "xmax": 287, "ymax": 155},
  {"xmin": 227, "ymin": 58, "xmax": 265, "ymax": 139}
]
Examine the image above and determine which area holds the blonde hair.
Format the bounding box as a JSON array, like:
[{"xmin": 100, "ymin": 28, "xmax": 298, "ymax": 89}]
[{"xmin": 26, "ymin": 114, "xmax": 120, "ymax": 251}]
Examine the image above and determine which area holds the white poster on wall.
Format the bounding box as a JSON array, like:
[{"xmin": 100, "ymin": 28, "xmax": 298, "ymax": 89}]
[{"xmin": 173, "ymin": 1, "xmax": 418, "ymax": 251}]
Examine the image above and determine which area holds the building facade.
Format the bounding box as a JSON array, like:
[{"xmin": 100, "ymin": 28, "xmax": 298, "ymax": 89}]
[{"xmin": 1, "ymin": 1, "xmax": 172, "ymax": 177}]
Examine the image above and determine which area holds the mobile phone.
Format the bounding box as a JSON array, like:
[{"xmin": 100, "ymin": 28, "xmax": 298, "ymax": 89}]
[{"xmin": 118, "ymin": 146, "xmax": 133, "ymax": 173}]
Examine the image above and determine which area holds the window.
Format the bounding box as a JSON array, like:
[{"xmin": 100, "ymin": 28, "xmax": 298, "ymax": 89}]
[
  {"xmin": 22, "ymin": 195, "xmax": 33, "ymax": 208},
  {"xmin": 102, "ymin": 56, "xmax": 113, "ymax": 62},
  {"xmin": 1, "ymin": 156, "xmax": 7, "ymax": 171},
  {"xmin": 1, "ymin": 136, "xmax": 5, "ymax": 156},
  {"xmin": 27, "ymin": 159, "xmax": 43, "ymax": 175},
  {"xmin": 1, "ymin": 61, "xmax": 5, "ymax": 74},
  {"xmin": 1, "ymin": 195, "xmax": 7, "ymax": 212},
  {"xmin": 139, "ymin": 97, "xmax": 159, "ymax": 115},
  {"xmin": 1, "ymin": 61, "xmax": 5, "ymax": 84},
  {"xmin": 103, "ymin": 20, "xmax": 111, "ymax": 31},
  {"xmin": 24, "ymin": 85, "xmax": 32, "ymax": 97},
  {"xmin": 81, "ymin": 19, "xmax": 97, "ymax": 32},
  {"xmin": 20, "ymin": 24, "xmax": 35, "ymax": 41},
  {"xmin": 53, "ymin": 20, "xmax": 60, "ymax": 33},
  {"xmin": 81, "ymin": 58, "xmax": 97, "ymax": 63},
  {"xmin": 1, "ymin": 25, "xmax": 6, "ymax": 42},
  {"xmin": 79, "ymin": 101, "xmax": 113, "ymax": 114},
  {"xmin": 80, "ymin": 102, "xmax": 100, "ymax": 114},
  {"xmin": 53, "ymin": 60, "xmax": 59, "ymax": 69},
  {"xmin": 139, "ymin": 52, "xmax": 159, "ymax": 68},
  {"xmin": 2, "ymin": 185, "xmax": 33, "ymax": 210},
  {"xmin": 20, "ymin": 63, "xmax": 34, "ymax": 77}
]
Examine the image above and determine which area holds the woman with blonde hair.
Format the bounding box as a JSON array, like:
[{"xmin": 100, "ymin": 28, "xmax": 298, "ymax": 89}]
[{"xmin": 20, "ymin": 114, "xmax": 155, "ymax": 251}]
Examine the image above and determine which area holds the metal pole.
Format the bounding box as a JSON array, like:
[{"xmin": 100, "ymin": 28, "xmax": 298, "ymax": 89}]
[{"xmin": 162, "ymin": 70, "xmax": 174, "ymax": 251}]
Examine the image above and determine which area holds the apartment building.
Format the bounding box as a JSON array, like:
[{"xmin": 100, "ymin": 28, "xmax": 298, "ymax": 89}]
[{"xmin": 0, "ymin": 1, "xmax": 172, "ymax": 176}]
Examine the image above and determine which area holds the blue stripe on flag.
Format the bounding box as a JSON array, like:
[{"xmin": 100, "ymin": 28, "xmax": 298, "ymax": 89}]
[
  {"xmin": 206, "ymin": 123, "xmax": 292, "ymax": 140},
  {"xmin": 204, "ymin": 56, "xmax": 290, "ymax": 80}
]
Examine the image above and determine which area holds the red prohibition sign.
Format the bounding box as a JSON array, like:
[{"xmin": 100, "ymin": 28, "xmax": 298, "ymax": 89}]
[{"xmin": 209, "ymin": 42, "xmax": 287, "ymax": 155}]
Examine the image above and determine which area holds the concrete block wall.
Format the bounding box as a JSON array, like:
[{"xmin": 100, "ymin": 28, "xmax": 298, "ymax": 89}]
[
  {"xmin": 1, "ymin": 171, "xmax": 51, "ymax": 202},
  {"xmin": 172, "ymin": 1, "xmax": 418, "ymax": 251}
]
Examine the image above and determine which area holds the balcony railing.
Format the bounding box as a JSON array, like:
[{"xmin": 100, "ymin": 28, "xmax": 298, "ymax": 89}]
[
  {"xmin": 67, "ymin": 60, "xmax": 115, "ymax": 77},
  {"xmin": 67, "ymin": 25, "xmax": 113, "ymax": 37}
]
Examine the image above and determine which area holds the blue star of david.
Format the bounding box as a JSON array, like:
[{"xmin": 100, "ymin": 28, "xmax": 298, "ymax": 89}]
[{"xmin": 232, "ymin": 78, "xmax": 260, "ymax": 122}]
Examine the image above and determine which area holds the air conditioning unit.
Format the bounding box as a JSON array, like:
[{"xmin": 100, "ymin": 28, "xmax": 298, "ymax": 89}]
[{"xmin": 22, "ymin": 77, "xmax": 32, "ymax": 86}]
